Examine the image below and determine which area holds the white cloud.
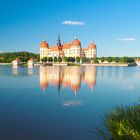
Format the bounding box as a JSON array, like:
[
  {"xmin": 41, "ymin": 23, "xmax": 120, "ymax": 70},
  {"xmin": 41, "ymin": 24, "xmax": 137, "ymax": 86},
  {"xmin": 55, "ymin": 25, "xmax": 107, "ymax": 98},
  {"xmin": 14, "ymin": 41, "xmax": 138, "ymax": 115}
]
[
  {"xmin": 62, "ymin": 20, "xmax": 84, "ymax": 25},
  {"xmin": 62, "ymin": 100, "xmax": 84, "ymax": 107},
  {"xmin": 118, "ymin": 37, "xmax": 136, "ymax": 42},
  {"xmin": 121, "ymin": 84, "xmax": 135, "ymax": 91}
]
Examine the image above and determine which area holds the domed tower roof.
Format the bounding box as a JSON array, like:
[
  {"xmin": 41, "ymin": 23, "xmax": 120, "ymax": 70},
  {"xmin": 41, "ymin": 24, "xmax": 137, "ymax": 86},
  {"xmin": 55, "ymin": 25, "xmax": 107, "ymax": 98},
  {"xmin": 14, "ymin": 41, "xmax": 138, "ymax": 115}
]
[
  {"xmin": 72, "ymin": 36, "xmax": 81, "ymax": 46},
  {"xmin": 40, "ymin": 37, "xmax": 49, "ymax": 48},
  {"xmin": 88, "ymin": 41, "xmax": 96, "ymax": 49}
]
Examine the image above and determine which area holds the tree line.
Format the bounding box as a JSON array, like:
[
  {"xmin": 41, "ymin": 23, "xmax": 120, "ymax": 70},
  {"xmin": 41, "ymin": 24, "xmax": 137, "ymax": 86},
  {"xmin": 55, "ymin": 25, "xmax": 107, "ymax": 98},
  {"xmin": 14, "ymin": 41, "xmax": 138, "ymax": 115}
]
[
  {"xmin": 41, "ymin": 56, "xmax": 80, "ymax": 63},
  {"xmin": 41, "ymin": 56, "xmax": 136, "ymax": 64},
  {"xmin": 0, "ymin": 52, "xmax": 40, "ymax": 63},
  {"xmin": 99, "ymin": 56, "xmax": 135, "ymax": 64},
  {"xmin": 0, "ymin": 52, "xmax": 136, "ymax": 64}
]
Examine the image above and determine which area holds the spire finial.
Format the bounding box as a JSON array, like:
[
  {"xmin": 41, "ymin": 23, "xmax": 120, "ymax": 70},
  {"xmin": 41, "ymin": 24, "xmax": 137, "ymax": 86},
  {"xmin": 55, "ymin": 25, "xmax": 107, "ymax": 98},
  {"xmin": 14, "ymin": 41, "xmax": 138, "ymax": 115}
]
[
  {"xmin": 75, "ymin": 35, "xmax": 78, "ymax": 40},
  {"xmin": 58, "ymin": 33, "xmax": 60, "ymax": 40},
  {"xmin": 57, "ymin": 33, "xmax": 61, "ymax": 46},
  {"xmin": 91, "ymin": 40, "xmax": 94, "ymax": 44},
  {"xmin": 43, "ymin": 36, "xmax": 46, "ymax": 41}
]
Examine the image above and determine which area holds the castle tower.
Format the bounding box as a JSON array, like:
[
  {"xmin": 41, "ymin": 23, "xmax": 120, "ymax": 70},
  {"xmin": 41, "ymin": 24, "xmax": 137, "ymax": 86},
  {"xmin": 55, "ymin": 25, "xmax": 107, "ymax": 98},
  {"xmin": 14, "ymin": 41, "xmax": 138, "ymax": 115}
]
[
  {"xmin": 71, "ymin": 35, "xmax": 82, "ymax": 58},
  {"xmin": 40, "ymin": 37, "xmax": 49, "ymax": 60}
]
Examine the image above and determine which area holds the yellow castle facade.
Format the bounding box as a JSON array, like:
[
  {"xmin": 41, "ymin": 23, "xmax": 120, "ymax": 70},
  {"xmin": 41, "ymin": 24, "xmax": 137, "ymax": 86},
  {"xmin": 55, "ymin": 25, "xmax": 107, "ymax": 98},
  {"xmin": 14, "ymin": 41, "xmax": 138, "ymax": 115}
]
[{"xmin": 40, "ymin": 35, "xmax": 97, "ymax": 60}]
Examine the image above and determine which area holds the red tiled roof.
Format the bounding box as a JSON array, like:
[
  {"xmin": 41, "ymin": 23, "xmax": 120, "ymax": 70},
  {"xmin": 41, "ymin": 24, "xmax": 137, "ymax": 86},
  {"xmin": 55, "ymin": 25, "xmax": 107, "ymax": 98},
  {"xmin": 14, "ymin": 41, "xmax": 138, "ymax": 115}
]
[
  {"xmin": 63, "ymin": 43, "xmax": 71, "ymax": 49},
  {"xmin": 40, "ymin": 41, "xmax": 49, "ymax": 48},
  {"xmin": 49, "ymin": 46, "xmax": 63, "ymax": 51},
  {"xmin": 72, "ymin": 39, "xmax": 81, "ymax": 46},
  {"xmin": 88, "ymin": 42, "xmax": 96, "ymax": 49}
]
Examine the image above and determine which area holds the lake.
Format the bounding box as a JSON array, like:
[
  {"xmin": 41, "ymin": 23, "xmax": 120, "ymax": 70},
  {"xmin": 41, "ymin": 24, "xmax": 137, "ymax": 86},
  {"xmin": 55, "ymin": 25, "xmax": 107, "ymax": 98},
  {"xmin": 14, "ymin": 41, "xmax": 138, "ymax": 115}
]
[{"xmin": 0, "ymin": 65, "xmax": 140, "ymax": 140}]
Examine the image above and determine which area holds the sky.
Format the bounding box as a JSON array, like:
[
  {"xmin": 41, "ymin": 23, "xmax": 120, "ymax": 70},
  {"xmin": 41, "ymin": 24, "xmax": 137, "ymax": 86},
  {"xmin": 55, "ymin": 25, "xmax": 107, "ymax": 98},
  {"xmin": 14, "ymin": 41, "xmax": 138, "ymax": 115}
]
[{"xmin": 0, "ymin": 0, "xmax": 140, "ymax": 56}]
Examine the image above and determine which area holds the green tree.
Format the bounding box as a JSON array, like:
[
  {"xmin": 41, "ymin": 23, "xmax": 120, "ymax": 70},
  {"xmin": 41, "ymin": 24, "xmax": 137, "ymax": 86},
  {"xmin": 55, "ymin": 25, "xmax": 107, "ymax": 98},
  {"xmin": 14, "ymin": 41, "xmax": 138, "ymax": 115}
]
[
  {"xmin": 94, "ymin": 57, "xmax": 99, "ymax": 63},
  {"xmin": 64, "ymin": 57, "xmax": 68, "ymax": 62},
  {"xmin": 76, "ymin": 57, "xmax": 80, "ymax": 63},
  {"xmin": 127, "ymin": 57, "xmax": 135, "ymax": 63},
  {"xmin": 72, "ymin": 57, "xmax": 75, "ymax": 63},
  {"xmin": 106, "ymin": 57, "xmax": 112, "ymax": 63},
  {"xmin": 101, "ymin": 57, "xmax": 105, "ymax": 63},
  {"xmin": 58, "ymin": 57, "xmax": 62, "ymax": 63},
  {"xmin": 36, "ymin": 55, "xmax": 40, "ymax": 62},
  {"xmin": 0, "ymin": 51, "xmax": 39, "ymax": 63},
  {"xmin": 68, "ymin": 57, "xmax": 75, "ymax": 62},
  {"xmin": 87, "ymin": 58, "xmax": 91, "ymax": 63},
  {"xmin": 82, "ymin": 57, "xmax": 87, "ymax": 63},
  {"xmin": 123, "ymin": 57, "xmax": 128, "ymax": 63},
  {"xmin": 41, "ymin": 57, "xmax": 47, "ymax": 63},
  {"xmin": 114, "ymin": 57, "xmax": 119, "ymax": 63},
  {"xmin": 54, "ymin": 57, "xmax": 57, "ymax": 62},
  {"xmin": 48, "ymin": 57, "xmax": 53, "ymax": 62}
]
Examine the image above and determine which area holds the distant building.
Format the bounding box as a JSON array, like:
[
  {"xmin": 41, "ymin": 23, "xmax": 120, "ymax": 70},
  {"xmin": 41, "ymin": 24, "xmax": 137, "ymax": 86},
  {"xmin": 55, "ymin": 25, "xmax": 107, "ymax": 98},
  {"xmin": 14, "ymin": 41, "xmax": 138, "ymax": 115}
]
[
  {"xmin": 28, "ymin": 58, "xmax": 35, "ymax": 67},
  {"xmin": 40, "ymin": 35, "xmax": 97, "ymax": 60},
  {"xmin": 12, "ymin": 58, "xmax": 21, "ymax": 66},
  {"xmin": 135, "ymin": 58, "xmax": 140, "ymax": 66}
]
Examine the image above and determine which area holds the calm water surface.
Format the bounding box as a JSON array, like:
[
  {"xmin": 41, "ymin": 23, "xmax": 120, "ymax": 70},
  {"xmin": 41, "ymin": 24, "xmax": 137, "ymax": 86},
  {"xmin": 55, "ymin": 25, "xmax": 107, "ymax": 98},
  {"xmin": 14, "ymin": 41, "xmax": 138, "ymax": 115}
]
[{"xmin": 0, "ymin": 66, "xmax": 140, "ymax": 140}]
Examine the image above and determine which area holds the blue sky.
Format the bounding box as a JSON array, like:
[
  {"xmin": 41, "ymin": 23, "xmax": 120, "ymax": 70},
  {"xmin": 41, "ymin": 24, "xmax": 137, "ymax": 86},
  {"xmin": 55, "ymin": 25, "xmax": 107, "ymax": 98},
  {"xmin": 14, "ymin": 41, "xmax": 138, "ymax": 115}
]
[{"xmin": 0, "ymin": 0, "xmax": 140, "ymax": 56}]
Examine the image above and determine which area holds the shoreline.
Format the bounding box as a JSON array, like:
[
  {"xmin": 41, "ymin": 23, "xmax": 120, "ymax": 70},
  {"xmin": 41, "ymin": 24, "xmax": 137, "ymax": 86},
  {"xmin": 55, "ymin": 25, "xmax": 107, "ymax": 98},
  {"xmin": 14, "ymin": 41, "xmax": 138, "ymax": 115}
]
[
  {"xmin": 81, "ymin": 63, "xmax": 129, "ymax": 66},
  {"xmin": 0, "ymin": 63, "xmax": 136, "ymax": 67}
]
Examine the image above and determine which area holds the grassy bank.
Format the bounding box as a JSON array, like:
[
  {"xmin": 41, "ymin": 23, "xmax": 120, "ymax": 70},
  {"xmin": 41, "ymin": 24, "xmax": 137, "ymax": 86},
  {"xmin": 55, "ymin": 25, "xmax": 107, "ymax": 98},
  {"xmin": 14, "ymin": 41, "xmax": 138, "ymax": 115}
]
[
  {"xmin": 99, "ymin": 103, "xmax": 140, "ymax": 140},
  {"xmin": 67, "ymin": 63, "xmax": 81, "ymax": 66}
]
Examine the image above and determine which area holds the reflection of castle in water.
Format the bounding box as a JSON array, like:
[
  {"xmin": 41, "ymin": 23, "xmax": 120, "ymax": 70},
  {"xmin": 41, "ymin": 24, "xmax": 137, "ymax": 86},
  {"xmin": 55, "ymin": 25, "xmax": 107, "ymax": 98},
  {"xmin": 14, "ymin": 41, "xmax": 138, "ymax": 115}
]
[{"xmin": 40, "ymin": 66, "xmax": 96, "ymax": 94}]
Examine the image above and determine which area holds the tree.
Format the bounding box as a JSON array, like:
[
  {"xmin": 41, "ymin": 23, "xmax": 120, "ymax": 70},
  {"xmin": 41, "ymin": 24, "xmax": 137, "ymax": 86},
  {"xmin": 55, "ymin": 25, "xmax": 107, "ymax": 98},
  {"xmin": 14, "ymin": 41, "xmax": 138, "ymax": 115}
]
[
  {"xmin": 36, "ymin": 55, "xmax": 40, "ymax": 62},
  {"xmin": 87, "ymin": 58, "xmax": 91, "ymax": 63},
  {"xmin": 58, "ymin": 57, "xmax": 62, "ymax": 63},
  {"xmin": 64, "ymin": 57, "xmax": 68, "ymax": 62},
  {"xmin": 76, "ymin": 57, "xmax": 80, "ymax": 63},
  {"xmin": 48, "ymin": 57, "xmax": 53, "ymax": 62},
  {"xmin": 41, "ymin": 57, "xmax": 47, "ymax": 63},
  {"xmin": 101, "ymin": 57, "xmax": 105, "ymax": 63},
  {"xmin": 94, "ymin": 57, "xmax": 99, "ymax": 63},
  {"xmin": 114, "ymin": 57, "xmax": 119, "ymax": 63},
  {"xmin": 127, "ymin": 57, "xmax": 135, "ymax": 63},
  {"xmin": 67, "ymin": 57, "xmax": 75, "ymax": 63},
  {"xmin": 72, "ymin": 57, "xmax": 75, "ymax": 63},
  {"xmin": 82, "ymin": 57, "xmax": 87, "ymax": 63},
  {"xmin": 54, "ymin": 57, "xmax": 57, "ymax": 62},
  {"xmin": 122, "ymin": 57, "xmax": 128, "ymax": 63},
  {"xmin": 106, "ymin": 57, "xmax": 112, "ymax": 63},
  {"xmin": 0, "ymin": 52, "xmax": 39, "ymax": 63}
]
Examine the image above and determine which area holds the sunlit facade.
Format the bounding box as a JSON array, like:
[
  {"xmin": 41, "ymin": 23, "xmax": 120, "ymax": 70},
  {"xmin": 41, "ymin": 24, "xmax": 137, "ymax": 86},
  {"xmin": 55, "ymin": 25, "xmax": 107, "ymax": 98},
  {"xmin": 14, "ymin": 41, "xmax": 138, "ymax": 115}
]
[{"xmin": 40, "ymin": 35, "xmax": 97, "ymax": 60}]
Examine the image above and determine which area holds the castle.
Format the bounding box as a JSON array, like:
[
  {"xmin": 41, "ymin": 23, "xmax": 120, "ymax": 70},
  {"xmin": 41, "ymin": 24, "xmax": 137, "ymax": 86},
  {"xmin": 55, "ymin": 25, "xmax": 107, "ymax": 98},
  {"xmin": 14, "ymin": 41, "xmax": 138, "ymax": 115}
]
[{"xmin": 40, "ymin": 35, "xmax": 97, "ymax": 60}]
